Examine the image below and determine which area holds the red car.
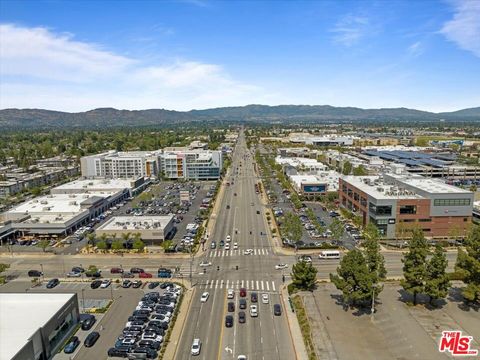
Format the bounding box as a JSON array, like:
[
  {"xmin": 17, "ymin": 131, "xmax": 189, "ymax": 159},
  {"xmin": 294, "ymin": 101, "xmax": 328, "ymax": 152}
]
[
  {"xmin": 240, "ymin": 288, "xmax": 247, "ymax": 297},
  {"xmin": 139, "ymin": 272, "xmax": 153, "ymax": 278},
  {"xmin": 110, "ymin": 267, "xmax": 124, "ymax": 274}
]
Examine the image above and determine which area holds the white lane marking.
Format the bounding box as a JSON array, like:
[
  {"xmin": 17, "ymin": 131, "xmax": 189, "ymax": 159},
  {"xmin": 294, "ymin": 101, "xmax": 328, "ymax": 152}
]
[
  {"xmin": 272, "ymin": 281, "xmax": 276, "ymax": 292},
  {"xmin": 220, "ymin": 280, "xmax": 224, "ymax": 289},
  {"xmin": 215, "ymin": 279, "xmax": 219, "ymax": 289},
  {"xmin": 251, "ymin": 280, "xmax": 254, "ymax": 290},
  {"xmin": 266, "ymin": 281, "xmax": 270, "ymax": 291},
  {"xmin": 241, "ymin": 280, "xmax": 244, "ymax": 288},
  {"xmin": 261, "ymin": 281, "xmax": 264, "ymax": 291},
  {"xmin": 256, "ymin": 280, "xmax": 259, "ymax": 290}
]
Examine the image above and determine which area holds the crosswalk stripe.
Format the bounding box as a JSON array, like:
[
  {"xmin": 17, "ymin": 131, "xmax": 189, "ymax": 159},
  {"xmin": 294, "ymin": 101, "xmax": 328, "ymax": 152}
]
[
  {"xmin": 215, "ymin": 279, "xmax": 219, "ymax": 289},
  {"xmin": 261, "ymin": 281, "xmax": 264, "ymax": 291},
  {"xmin": 251, "ymin": 280, "xmax": 254, "ymax": 290},
  {"xmin": 266, "ymin": 249, "xmax": 269, "ymax": 255},
  {"xmin": 246, "ymin": 281, "xmax": 249, "ymax": 290},
  {"xmin": 272, "ymin": 281, "xmax": 276, "ymax": 292},
  {"xmin": 220, "ymin": 280, "xmax": 224, "ymax": 289},
  {"xmin": 256, "ymin": 280, "xmax": 259, "ymax": 290},
  {"xmin": 226, "ymin": 280, "xmax": 229, "ymax": 289},
  {"xmin": 236, "ymin": 280, "xmax": 239, "ymax": 289},
  {"xmin": 241, "ymin": 280, "xmax": 244, "ymax": 288},
  {"xmin": 266, "ymin": 282, "xmax": 270, "ymax": 291}
]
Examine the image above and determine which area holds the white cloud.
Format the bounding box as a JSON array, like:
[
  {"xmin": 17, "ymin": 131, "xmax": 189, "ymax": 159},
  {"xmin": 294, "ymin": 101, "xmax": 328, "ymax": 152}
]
[
  {"xmin": 440, "ymin": 0, "xmax": 480, "ymax": 57},
  {"xmin": 331, "ymin": 14, "xmax": 370, "ymax": 46},
  {"xmin": 0, "ymin": 23, "xmax": 269, "ymax": 111},
  {"xmin": 407, "ymin": 41, "xmax": 424, "ymax": 57}
]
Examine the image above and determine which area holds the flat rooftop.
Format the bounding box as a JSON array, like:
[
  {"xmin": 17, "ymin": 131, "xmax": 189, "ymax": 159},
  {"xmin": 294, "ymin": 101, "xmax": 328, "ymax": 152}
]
[
  {"xmin": 54, "ymin": 178, "xmax": 135, "ymax": 191},
  {"xmin": 97, "ymin": 215, "xmax": 174, "ymax": 231},
  {"xmin": 342, "ymin": 176, "xmax": 422, "ymax": 200},
  {"xmin": 0, "ymin": 293, "xmax": 76, "ymax": 360},
  {"xmin": 387, "ymin": 173, "xmax": 471, "ymax": 194}
]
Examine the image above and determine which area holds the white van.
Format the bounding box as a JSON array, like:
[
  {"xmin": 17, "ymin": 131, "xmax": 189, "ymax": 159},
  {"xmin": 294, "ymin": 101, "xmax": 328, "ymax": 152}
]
[{"xmin": 318, "ymin": 250, "xmax": 340, "ymax": 259}]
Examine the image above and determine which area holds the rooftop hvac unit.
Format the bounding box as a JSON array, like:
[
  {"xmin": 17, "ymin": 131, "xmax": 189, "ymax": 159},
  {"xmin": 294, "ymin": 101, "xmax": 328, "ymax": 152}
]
[
  {"xmin": 42, "ymin": 206, "xmax": 52, "ymax": 211},
  {"xmin": 33, "ymin": 199, "xmax": 39, "ymax": 203},
  {"xmin": 123, "ymin": 226, "xmax": 127, "ymax": 230},
  {"xmin": 40, "ymin": 200, "xmax": 48, "ymax": 204},
  {"xmin": 69, "ymin": 194, "xmax": 76, "ymax": 198},
  {"xmin": 377, "ymin": 187, "xmax": 384, "ymax": 192},
  {"xmin": 88, "ymin": 182, "xmax": 94, "ymax": 185},
  {"xmin": 69, "ymin": 201, "xmax": 77, "ymax": 205}
]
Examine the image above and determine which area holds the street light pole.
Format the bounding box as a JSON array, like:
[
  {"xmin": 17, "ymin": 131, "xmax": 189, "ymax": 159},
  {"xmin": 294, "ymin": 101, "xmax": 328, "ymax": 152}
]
[
  {"xmin": 40, "ymin": 263, "xmax": 44, "ymax": 283},
  {"xmin": 81, "ymin": 288, "xmax": 85, "ymax": 313}
]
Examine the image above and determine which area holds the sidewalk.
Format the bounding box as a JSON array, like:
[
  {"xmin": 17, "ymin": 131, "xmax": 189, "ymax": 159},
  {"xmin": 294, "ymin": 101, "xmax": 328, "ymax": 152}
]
[
  {"xmin": 163, "ymin": 285, "xmax": 195, "ymax": 359},
  {"xmin": 280, "ymin": 285, "xmax": 309, "ymax": 360}
]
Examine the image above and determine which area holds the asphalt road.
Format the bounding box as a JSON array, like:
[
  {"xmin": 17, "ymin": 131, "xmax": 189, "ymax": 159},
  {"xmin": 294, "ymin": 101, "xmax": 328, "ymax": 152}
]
[{"xmin": 175, "ymin": 131, "xmax": 296, "ymax": 360}]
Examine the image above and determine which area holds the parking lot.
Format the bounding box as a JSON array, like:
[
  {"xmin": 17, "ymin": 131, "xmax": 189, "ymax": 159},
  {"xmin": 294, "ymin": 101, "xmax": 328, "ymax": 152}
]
[
  {"xmin": 300, "ymin": 282, "xmax": 480, "ymax": 360},
  {"xmin": 0, "ymin": 278, "xmax": 184, "ymax": 360}
]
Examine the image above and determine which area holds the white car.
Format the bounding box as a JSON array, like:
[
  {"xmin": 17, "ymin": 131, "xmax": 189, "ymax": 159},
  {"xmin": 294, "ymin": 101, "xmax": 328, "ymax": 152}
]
[
  {"xmin": 100, "ymin": 279, "xmax": 111, "ymax": 288},
  {"xmin": 66, "ymin": 271, "xmax": 81, "ymax": 277},
  {"xmin": 226, "ymin": 235, "xmax": 231, "ymax": 242},
  {"xmin": 225, "ymin": 243, "xmax": 230, "ymax": 250},
  {"xmin": 262, "ymin": 293, "xmax": 269, "ymax": 304},
  {"xmin": 191, "ymin": 338, "xmax": 201, "ymax": 356},
  {"xmin": 275, "ymin": 264, "xmax": 288, "ymax": 270},
  {"xmin": 233, "ymin": 242, "xmax": 238, "ymax": 250},
  {"xmin": 250, "ymin": 304, "xmax": 258, "ymax": 317},
  {"xmin": 142, "ymin": 333, "xmax": 162, "ymax": 342},
  {"xmin": 199, "ymin": 261, "xmax": 212, "ymax": 267},
  {"xmin": 244, "ymin": 249, "xmax": 253, "ymax": 255},
  {"xmin": 200, "ymin": 292, "xmax": 209, "ymax": 303},
  {"xmin": 237, "ymin": 356, "xmax": 247, "ymax": 360},
  {"xmin": 227, "ymin": 289, "xmax": 235, "ymax": 299}
]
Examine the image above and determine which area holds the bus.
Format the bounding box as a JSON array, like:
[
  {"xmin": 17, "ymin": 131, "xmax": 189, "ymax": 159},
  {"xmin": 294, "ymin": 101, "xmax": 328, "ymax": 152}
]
[{"xmin": 318, "ymin": 250, "xmax": 340, "ymax": 259}]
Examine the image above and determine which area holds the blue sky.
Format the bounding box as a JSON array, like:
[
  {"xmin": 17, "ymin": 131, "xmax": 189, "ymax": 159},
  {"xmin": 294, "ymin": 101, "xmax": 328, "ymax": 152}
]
[{"xmin": 0, "ymin": 0, "xmax": 479, "ymax": 112}]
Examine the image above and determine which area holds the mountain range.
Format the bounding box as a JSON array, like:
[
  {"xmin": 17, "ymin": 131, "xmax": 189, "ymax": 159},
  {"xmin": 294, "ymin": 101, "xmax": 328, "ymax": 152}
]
[{"xmin": 0, "ymin": 105, "xmax": 479, "ymax": 130}]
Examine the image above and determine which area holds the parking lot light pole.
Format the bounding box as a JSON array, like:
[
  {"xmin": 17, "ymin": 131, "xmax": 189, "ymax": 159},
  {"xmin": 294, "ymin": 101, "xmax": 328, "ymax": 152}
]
[
  {"xmin": 81, "ymin": 288, "xmax": 85, "ymax": 312},
  {"xmin": 40, "ymin": 263, "xmax": 44, "ymax": 283}
]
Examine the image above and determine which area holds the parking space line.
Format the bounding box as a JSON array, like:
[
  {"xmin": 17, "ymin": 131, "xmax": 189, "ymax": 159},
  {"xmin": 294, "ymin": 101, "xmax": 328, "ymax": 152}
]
[{"xmin": 272, "ymin": 281, "xmax": 276, "ymax": 292}]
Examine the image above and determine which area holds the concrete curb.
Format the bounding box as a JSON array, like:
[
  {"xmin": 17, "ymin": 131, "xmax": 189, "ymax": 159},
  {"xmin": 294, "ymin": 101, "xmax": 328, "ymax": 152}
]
[
  {"xmin": 163, "ymin": 286, "xmax": 195, "ymax": 359},
  {"xmin": 280, "ymin": 285, "xmax": 309, "ymax": 360}
]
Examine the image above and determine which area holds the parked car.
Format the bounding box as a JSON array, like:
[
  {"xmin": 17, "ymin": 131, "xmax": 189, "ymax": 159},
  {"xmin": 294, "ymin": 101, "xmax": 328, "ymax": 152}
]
[
  {"xmin": 84, "ymin": 331, "xmax": 100, "ymax": 347},
  {"xmin": 132, "ymin": 280, "xmax": 143, "ymax": 288},
  {"xmin": 100, "ymin": 279, "xmax": 111, "ymax": 288},
  {"xmin": 66, "ymin": 271, "xmax": 81, "ymax": 278},
  {"xmin": 46, "ymin": 278, "xmax": 59, "ymax": 289},
  {"xmin": 122, "ymin": 280, "xmax": 132, "ymax": 288},
  {"xmin": 81, "ymin": 314, "xmax": 96, "ymax": 330},
  {"xmin": 148, "ymin": 282, "xmax": 159, "ymax": 289},
  {"xmin": 130, "ymin": 267, "xmax": 145, "ymax": 274},
  {"xmin": 110, "ymin": 267, "xmax": 124, "ymax": 274},
  {"xmin": 90, "ymin": 280, "xmax": 102, "ymax": 289},
  {"xmin": 240, "ymin": 288, "xmax": 247, "ymax": 297},
  {"xmin": 63, "ymin": 336, "xmax": 80, "ymax": 354},
  {"xmin": 139, "ymin": 272, "xmax": 153, "ymax": 278},
  {"xmin": 71, "ymin": 266, "xmax": 85, "ymax": 273},
  {"xmin": 27, "ymin": 270, "xmax": 42, "ymax": 277}
]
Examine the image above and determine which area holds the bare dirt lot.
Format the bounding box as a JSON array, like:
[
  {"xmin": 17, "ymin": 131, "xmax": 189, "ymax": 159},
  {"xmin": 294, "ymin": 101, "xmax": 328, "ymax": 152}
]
[{"xmin": 299, "ymin": 282, "xmax": 479, "ymax": 360}]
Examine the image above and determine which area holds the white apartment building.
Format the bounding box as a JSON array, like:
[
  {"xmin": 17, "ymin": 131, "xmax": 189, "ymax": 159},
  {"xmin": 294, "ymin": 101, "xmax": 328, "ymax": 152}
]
[
  {"xmin": 80, "ymin": 151, "xmax": 161, "ymax": 179},
  {"xmin": 161, "ymin": 150, "xmax": 223, "ymax": 180}
]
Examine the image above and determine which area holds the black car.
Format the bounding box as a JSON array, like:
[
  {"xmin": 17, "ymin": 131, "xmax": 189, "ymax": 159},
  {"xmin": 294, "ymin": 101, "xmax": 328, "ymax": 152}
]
[
  {"xmin": 84, "ymin": 331, "xmax": 100, "ymax": 347},
  {"xmin": 46, "ymin": 278, "xmax": 59, "ymax": 289},
  {"xmin": 132, "ymin": 280, "xmax": 143, "ymax": 288},
  {"xmin": 145, "ymin": 326, "xmax": 165, "ymax": 336},
  {"xmin": 225, "ymin": 315, "xmax": 233, "ymax": 327},
  {"xmin": 64, "ymin": 336, "xmax": 80, "ymax": 354},
  {"xmin": 149, "ymin": 320, "xmax": 168, "ymax": 330},
  {"xmin": 274, "ymin": 303, "xmax": 282, "ymax": 316},
  {"xmin": 72, "ymin": 266, "xmax": 85, "ymax": 273},
  {"xmin": 107, "ymin": 347, "xmax": 128, "ymax": 358},
  {"xmin": 138, "ymin": 340, "xmax": 161, "ymax": 350},
  {"xmin": 148, "ymin": 282, "xmax": 160, "ymax": 289},
  {"xmin": 128, "ymin": 315, "xmax": 149, "ymax": 322},
  {"xmin": 251, "ymin": 292, "xmax": 258, "ymax": 303},
  {"xmin": 228, "ymin": 302, "xmax": 235, "ymax": 312},
  {"xmin": 239, "ymin": 298, "xmax": 247, "ymax": 309},
  {"xmin": 130, "ymin": 347, "xmax": 158, "ymax": 359},
  {"xmin": 90, "ymin": 280, "xmax": 102, "ymax": 289},
  {"xmin": 130, "ymin": 267, "xmax": 144, "ymax": 274},
  {"xmin": 81, "ymin": 315, "xmax": 96, "ymax": 330},
  {"xmin": 27, "ymin": 270, "xmax": 42, "ymax": 277},
  {"xmin": 238, "ymin": 311, "xmax": 246, "ymax": 323}
]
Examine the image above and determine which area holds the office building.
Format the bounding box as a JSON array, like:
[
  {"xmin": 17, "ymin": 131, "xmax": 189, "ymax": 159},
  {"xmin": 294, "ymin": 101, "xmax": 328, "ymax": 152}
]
[
  {"xmin": 161, "ymin": 150, "xmax": 223, "ymax": 180},
  {"xmin": 339, "ymin": 173, "xmax": 473, "ymax": 239},
  {"xmin": 0, "ymin": 293, "xmax": 79, "ymax": 360},
  {"xmin": 289, "ymin": 171, "xmax": 340, "ymax": 197}
]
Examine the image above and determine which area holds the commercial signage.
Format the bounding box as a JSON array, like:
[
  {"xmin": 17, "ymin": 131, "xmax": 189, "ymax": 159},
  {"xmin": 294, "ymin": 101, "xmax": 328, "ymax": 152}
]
[{"xmin": 303, "ymin": 184, "xmax": 326, "ymax": 193}]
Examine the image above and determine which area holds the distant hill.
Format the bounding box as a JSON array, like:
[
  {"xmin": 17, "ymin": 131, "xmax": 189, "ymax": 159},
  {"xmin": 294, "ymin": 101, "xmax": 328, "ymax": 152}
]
[{"xmin": 0, "ymin": 105, "xmax": 478, "ymax": 130}]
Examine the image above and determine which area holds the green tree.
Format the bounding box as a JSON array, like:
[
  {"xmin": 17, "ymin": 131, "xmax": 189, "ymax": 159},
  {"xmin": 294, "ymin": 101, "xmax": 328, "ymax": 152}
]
[
  {"xmin": 342, "ymin": 161, "xmax": 352, "ymax": 175},
  {"xmin": 96, "ymin": 240, "xmax": 107, "ymax": 251},
  {"xmin": 37, "ymin": 239, "xmax": 50, "ymax": 252},
  {"xmin": 121, "ymin": 232, "xmax": 131, "ymax": 243},
  {"xmin": 329, "ymin": 219, "xmax": 344, "ymax": 240},
  {"xmin": 132, "ymin": 233, "xmax": 145, "ymax": 252},
  {"xmin": 86, "ymin": 233, "xmax": 96, "ymax": 245},
  {"xmin": 291, "ymin": 261, "xmax": 318, "ymax": 290},
  {"xmin": 425, "ymin": 244, "xmax": 450, "ymax": 306},
  {"xmin": 353, "ymin": 165, "xmax": 368, "ymax": 176},
  {"xmin": 281, "ymin": 212, "xmax": 303, "ymax": 243},
  {"xmin": 401, "ymin": 228, "xmax": 428, "ymax": 305},
  {"xmin": 86, "ymin": 265, "xmax": 99, "ymax": 275},
  {"xmin": 330, "ymin": 249, "xmax": 373, "ymax": 307},
  {"xmin": 111, "ymin": 240, "xmax": 123, "ymax": 251},
  {"xmin": 363, "ymin": 224, "xmax": 387, "ymax": 298},
  {"xmin": 0, "ymin": 263, "xmax": 10, "ymax": 284},
  {"xmin": 455, "ymin": 225, "xmax": 480, "ymax": 303}
]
